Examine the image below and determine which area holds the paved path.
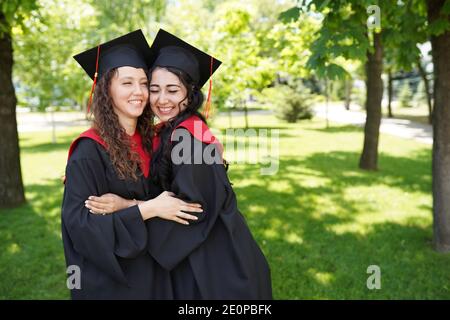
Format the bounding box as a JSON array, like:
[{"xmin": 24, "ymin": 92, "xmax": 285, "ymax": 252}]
[
  {"xmin": 314, "ymin": 103, "xmax": 433, "ymax": 145},
  {"xmin": 16, "ymin": 110, "xmax": 273, "ymax": 132},
  {"xmin": 17, "ymin": 106, "xmax": 433, "ymax": 145},
  {"xmin": 17, "ymin": 111, "xmax": 89, "ymax": 133}
]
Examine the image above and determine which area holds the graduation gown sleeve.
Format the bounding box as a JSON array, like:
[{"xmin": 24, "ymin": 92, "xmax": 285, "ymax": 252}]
[
  {"xmin": 62, "ymin": 138, "xmax": 148, "ymax": 285},
  {"xmin": 147, "ymin": 126, "xmax": 272, "ymax": 299},
  {"xmin": 146, "ymin": 128, "xmax": 231, "ymax": 270}
]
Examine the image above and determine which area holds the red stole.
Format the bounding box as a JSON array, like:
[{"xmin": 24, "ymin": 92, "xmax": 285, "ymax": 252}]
[
  {"xmin": 152, "ymin": 116, "xmax": 223, "ymax": 157},
  {"xmin": 67, "ymin": 128, "xmax": 150, "ymax": 178}
]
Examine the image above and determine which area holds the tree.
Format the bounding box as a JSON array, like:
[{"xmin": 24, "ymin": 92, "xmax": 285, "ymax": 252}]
[
  {"xmin": 417, "ymin": 56, "xmax": 434, "ymax": 123},
  {"xmin": 281, "ymin": 1, "xmax": 429, "ymax": 171},
  {"xmin": 382, "ymin": 0, "xmax": 429, "ymax": 121},
  {"xmin": 387, "ymin": 70, "xmax": 394, "ymax": 117},
  {"xmin": 0, "ymin": 0, "xmax": 38, "ymax": 208},
  {"xmin": 13, "ymin": 0, "xmax": 166, "ymax": 111},
  {"xmin": 427, "ymin": 0, "xmax": 450, "ymax": 252},
  {"xmin": 13, "ymin": 0, "xmax": 97, "ymax": 111},
  {"xmin": 280, "ymin": 1, "xmax": 383, "ymax": 170}
]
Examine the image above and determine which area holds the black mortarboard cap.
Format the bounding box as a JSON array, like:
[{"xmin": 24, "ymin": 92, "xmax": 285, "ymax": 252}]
[
  {"xmin": 73, "ymin": 29, "xmax": 152, "ymax": 112},
  {"xmin": 73, "ymin": 29, "xmax": 152, "ymax": 80},
  {"xmin": 149, "ymin": 29, "xmax": 221, "ymax": 89}
]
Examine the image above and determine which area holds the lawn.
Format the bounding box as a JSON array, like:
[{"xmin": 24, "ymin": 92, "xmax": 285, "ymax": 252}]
[{"xmin": 0, "ymin": 114, "xmax": 449, "ymax": 299}]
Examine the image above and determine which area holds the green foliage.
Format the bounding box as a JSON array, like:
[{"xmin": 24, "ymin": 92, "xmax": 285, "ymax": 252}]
[
  {"xmin": 428, "ymin": 14, "xmax": 450, "ymax": 36},
  {"xmin": 292, "ymin": 1, "xmax": 372, "ymax": 80},
  {"xmin": 383, "ymin": 0, "xmax": 428, "ymax": 72},
  {"xmin": 266, "ymin": 16, "xmax": 320, "ymax": 79},
  {"xmin": 262, "ymin": 79, "xmax": 315, "ymax": 123},
  {"xmin": 428, "ymin": 0, "xmax": 450, "ymax": 36},
  {"xmin": 8, "ymin": 0, "xmax": 317, "ymax": 113},
  {"xmin": 207, "ymin": 1, "xmax": 280, "ymax": 109},
  {"xmin": 11, "ymin": 0, "xmax": 166, "ymax": 111},
  {"xmin": 0, "ymin": 0, "xmax": 39, "ymax": 34},
  {"xmin": 13, "ymin": 0, "xmax": 97, "ymax": 110},
  {"xmin": 278, "ymin": 6, "xmax": 300, "ymax": 23},
  {"xmin": 282, "ymin": 0, "xmax": 434, "ymax": 85},
  {"xmin": 90, "ymin": 0, "xmax": 166, "ymax": 39}
]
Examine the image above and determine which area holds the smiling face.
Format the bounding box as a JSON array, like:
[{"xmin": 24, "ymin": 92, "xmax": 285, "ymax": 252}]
[
  {"xmin": 149, "ymin": 67, "xmax": 188, "ymax": 122},
  {"xmin": 109, "ymin": 66, "xmax": 149, "ymax": 122}
]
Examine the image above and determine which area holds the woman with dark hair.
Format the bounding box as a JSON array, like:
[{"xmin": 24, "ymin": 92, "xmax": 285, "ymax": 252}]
[
  {"xmin": 62, "ymin": 30, "xmax": 202, "ymax": 300},
  {"xmin": 87, "ymin": 29, "xmax": 272, "ymax": 300}
]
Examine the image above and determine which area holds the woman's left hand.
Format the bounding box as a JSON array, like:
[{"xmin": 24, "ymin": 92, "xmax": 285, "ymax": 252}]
[{"xmin": 85, "ymin": 193, "xmax": 137, "ymax": 215}]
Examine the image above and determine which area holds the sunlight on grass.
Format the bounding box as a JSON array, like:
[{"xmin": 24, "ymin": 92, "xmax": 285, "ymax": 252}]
[
  {"xmin": 284, "ymin": 232, "xmax": 304, "ymax": 245},
  {"xmin": 307, "ymin": 268, "xmax": 335, "ymax": 286},
  {"xmin": 7, "ymin": 243, "xmax": 21, "ymax": 254},
  {"xmin": 1, "ymin": 115, "xmax": 449, "ymax": 299}
]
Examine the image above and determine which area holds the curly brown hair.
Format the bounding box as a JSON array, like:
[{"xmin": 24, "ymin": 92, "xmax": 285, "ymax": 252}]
[{"xmin": 90, "ymin": 68, "xmax": 153, "ymax": 181}]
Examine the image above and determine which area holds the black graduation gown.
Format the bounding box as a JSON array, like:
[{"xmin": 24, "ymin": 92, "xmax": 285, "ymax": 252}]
[
  {"xmin": 146, "ymin": 129, "xmax": 273, "ymax": 300},
  {"xmin": 61, "ymin": 138, "xmax": 172, "ymax": 299}
]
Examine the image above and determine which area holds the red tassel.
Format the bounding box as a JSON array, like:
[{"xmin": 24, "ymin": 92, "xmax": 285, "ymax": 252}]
[
  {"xmin": 203, "ymin": 56, "xmax": 214, "ymax": 119},
  {"xmin": 87, "ymin": 45, "xmax": 101, "ymax": 114}
]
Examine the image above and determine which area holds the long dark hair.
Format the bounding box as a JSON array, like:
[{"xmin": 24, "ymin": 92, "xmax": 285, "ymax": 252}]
[
  {"xmin": 91, "ymin": 68, "xmax": 153, "ymax": 181},
  {"xmin": 150, "ymin": 66, "xmax": 206, "ymax": 190}
]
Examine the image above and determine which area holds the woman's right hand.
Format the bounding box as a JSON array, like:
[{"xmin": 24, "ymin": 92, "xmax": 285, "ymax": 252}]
[{"xmin": 138, "ymin": 191, "xmax": 203, "ymax": 224}]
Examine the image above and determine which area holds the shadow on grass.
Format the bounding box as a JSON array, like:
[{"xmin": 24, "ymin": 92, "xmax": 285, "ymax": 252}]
[
  {"xmin": 307, "ymin": 124, "xmax": 364, "ymax": 134},
  {"xmin": 228, "ymin": 148, "xmax": 448, "ymax": 299},
  {"xmin": 392, "ymin": 114, "xmax": 430, "ymax": 126},
  {"xmin": 20, "ymin": 136, "xmax": 74, "ymax": 154},
  {"xmin": 0, "ymin": 178, "xmax": 69, "ymax": 299},
  {"xmin": 299, "ymin": 149, "xmax": 431, "ymax": 194},
  {"xmin": 218, "ymin": 126, "xmax": 291, "ymax": 131},
  {"xmin": 214, "ymin": 125, "xmax": 303, "ymax": 140},
  {"xmin": 2, "ymin": 125, "xmax": 442, "ymax": 299}
]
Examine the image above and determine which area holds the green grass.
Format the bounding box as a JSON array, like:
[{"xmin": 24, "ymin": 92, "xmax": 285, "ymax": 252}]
[
  {"xmin": 1, "ymin": 115, "xmax": 449, "ymax": 299},
  {"xmin": 382, "ymin": 101, "xmax": 431, "ymax": 125}
]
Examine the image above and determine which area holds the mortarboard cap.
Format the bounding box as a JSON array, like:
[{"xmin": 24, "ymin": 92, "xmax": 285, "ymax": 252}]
[
  {"xmin": 150, "ymin": 29, "xmax": 221, "ymax": 88},
  {"xmin": 149, "ymin": 29, "xmax": 222, "ymax": 117},
  {"xmin": 74, "ymin": 29, "xmax": 152, "ymax": 80},
  {"xmin": 73, "ymin": 29, "xmax": 152, "ymax": 112}
]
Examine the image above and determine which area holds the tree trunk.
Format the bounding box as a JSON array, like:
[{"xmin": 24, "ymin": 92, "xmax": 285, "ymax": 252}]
[
  {"xmin": 417, "ymin": 59, "xmax": 433, "ymax": 124},
  {"xmin": 387, "ymin": 70, "xmax": 394, "ymax": 118},
  {"xmin": 344, "ymin": 76, "xmax": 351, "ymax": 110},
  {"xmin": 0, "ymin": 13, "xmax": 26, "ymax": 208},
  {"xmin": 359, "ymin": 32, "xmax": 383, "ymax": 170},
  {"xmin": 427, "ymin": 0, "xmax": 450, "ymax": 252}
]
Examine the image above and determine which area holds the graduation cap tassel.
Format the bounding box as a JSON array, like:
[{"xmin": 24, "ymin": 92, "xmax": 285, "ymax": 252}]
[
  {"xmin": 203, "ymin": 56, "xmax": 214, "ymax": 119},
  {"xmin": 87, "ymin": 45, "xmax": 101, "ymax": 114}
]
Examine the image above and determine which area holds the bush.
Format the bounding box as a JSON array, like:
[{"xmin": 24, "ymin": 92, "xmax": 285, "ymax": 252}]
[
  {"xmin": 262, "ymin": 80, "xmax": 314, "ymax": 123},
  {"xmin": 398, "ymin": 82, "xmax": 413, "ymax": 108}
]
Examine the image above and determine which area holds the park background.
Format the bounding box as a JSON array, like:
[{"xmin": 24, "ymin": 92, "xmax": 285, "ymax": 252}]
[{"xmin": 1, "ymin": 0, "xmax": 450, "ymax": 299}]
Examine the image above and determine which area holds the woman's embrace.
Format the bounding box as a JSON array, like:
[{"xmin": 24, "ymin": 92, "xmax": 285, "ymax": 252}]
[{"xmin": 62, "ymin": 28, "xmax": 272, "ymax": 300}]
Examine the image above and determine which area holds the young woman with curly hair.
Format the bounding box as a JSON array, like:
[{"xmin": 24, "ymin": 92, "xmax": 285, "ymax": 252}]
[
  {"xmin": 61, "ymin": 30, "xmax": 202, "ymax": 300},
  {"xmin": 85, "ymin": 29, "xmax": 272, "ymax": 300}
]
